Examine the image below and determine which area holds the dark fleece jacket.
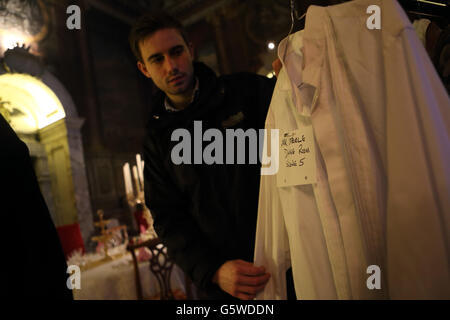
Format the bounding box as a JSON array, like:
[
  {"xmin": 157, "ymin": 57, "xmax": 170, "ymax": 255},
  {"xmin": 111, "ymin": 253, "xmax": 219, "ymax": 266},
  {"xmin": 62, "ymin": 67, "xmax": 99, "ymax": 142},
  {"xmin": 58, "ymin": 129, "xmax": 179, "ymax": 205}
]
[{"xmin": 143, "ymin": 62, "xmax": 275, "ymax": 299}]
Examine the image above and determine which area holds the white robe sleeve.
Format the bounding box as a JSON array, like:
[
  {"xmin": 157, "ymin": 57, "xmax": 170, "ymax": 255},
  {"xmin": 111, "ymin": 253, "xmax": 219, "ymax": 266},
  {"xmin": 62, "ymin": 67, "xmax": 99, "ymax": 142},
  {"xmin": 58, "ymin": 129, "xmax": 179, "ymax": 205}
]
[
  {"xmin": 254, "ymin": 97, "xmax": 291, "ymax": 300},
  {"xmin": 384, "ymin": 0, "xmax": 450, "ymax": 298}
]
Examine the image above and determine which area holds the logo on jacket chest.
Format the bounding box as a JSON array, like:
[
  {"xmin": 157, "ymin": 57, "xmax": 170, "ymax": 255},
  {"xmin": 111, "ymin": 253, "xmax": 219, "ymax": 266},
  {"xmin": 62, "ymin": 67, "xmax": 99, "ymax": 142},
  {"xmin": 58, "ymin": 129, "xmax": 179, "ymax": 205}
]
[{"xmin": 221, "ymin": 111, "xmax": 245, "ymax": 128}]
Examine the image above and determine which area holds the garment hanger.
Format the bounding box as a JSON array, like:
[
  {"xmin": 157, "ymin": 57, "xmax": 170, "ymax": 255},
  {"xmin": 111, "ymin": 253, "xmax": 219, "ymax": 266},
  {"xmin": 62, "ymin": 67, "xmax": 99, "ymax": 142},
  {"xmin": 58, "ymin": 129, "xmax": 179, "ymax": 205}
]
[
  {"xmin": 399, "ymin": 0, "xmax": 448, "ymax": 17},
  {"xmin": 287, "ymin": 0, "xmax": 307, "ymax": 37},
  {"xmin": 407, "ymin": 10, "xmax": 443, "ymax": 18},
  {"xmin": 282, "ymin": 1, "xmax": 349, "ymax": 62},
  {"xmin": 282, "ymin": 0, "xmax": 307, "ymax": 62}
]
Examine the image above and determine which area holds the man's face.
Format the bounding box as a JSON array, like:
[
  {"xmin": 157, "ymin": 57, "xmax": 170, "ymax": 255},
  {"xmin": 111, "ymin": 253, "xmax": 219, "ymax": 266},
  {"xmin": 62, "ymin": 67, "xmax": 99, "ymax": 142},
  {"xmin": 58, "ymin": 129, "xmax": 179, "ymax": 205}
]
[{"xmin": 137, "ymin": 28, "xmax": 195, "ymax": 97}]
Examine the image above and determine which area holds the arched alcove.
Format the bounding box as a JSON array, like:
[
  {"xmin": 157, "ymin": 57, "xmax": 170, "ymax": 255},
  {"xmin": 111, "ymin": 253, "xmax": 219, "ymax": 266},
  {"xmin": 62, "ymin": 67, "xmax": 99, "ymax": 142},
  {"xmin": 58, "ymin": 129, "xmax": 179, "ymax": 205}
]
[
  {"xmin": 0, "ymin": 73, "xmax": 66, "ymax": 132},
  {"xmin": 0, "ymin": 69, "xmax": 95, "ymax": 248}
]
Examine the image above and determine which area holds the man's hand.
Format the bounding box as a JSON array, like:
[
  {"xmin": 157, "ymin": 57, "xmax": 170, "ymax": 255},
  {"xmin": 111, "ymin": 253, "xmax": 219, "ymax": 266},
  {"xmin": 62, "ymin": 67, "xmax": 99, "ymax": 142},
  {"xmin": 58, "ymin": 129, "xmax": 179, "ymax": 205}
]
[
  {"xmin": 212, "ymin": 259, "xmax": 271, "ymax": 300},
  {"xmin": 272, "ymin": 58, "xmax": 282, "ymax": 78}
]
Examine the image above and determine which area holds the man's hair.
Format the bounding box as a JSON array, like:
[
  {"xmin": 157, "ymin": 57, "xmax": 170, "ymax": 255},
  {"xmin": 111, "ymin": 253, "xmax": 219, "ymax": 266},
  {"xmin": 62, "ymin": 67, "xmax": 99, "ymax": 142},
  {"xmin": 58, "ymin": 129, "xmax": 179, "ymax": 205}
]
[{"xmin": 129, "ymin": 11, "xmax": 190, "ymax": 62}]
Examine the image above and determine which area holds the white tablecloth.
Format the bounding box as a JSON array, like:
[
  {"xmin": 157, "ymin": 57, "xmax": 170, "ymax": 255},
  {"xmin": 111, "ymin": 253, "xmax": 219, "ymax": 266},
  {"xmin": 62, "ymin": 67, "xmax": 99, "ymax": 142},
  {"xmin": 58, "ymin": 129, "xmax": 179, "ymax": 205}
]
[{"xmin": 72, "ymin": 253, "xmax": 186, "ymax": 300}]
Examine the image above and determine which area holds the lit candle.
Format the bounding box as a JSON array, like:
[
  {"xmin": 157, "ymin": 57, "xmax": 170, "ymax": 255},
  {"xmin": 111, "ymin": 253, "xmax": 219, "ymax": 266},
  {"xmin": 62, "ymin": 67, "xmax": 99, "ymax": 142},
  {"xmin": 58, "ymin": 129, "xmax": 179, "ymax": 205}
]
[
  {"xmin": 123, "ymin": 163, "xmax": 134, "ymax": 196},
  {"xmin": 132, "ymin": 165, "xmax": 141, "ymax": 194},
  {"xmin": 141, "ymin": 160, "xmax": 145, "ymax": 193},
  {"xmin": 136, "ymin": 154, "xmax": 144, "ymax": 190},
  {"xmin": 122, "ymin": 163, "xmax": 128, "ymax": 194}
]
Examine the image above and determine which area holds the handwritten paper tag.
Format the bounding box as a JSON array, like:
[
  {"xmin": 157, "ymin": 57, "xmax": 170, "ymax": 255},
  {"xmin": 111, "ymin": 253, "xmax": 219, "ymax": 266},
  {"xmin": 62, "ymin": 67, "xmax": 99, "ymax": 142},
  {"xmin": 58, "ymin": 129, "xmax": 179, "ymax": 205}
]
[{"xmin": 277, "ymin": 126, "xmax": 317, "ymax": 187}]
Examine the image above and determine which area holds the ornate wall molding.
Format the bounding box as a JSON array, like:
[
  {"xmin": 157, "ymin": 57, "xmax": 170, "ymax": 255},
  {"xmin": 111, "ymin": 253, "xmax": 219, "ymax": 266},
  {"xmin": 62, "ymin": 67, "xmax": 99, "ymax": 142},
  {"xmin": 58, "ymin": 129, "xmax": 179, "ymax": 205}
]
[{"xmin": 0, "ymin": 0, "xmax": 51, "ymax": 53}]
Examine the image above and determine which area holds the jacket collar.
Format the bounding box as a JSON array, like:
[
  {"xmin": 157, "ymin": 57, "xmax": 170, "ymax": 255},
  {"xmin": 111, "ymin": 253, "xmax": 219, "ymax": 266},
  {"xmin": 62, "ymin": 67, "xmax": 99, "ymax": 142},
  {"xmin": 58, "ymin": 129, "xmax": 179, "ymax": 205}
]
[
  {"xmin": 164, "ymin": 77, "xmax": 200, "ymax": 112},
  {"xmin": 146, "ymin": 61, "xmax": 220, "ymax": 130}
]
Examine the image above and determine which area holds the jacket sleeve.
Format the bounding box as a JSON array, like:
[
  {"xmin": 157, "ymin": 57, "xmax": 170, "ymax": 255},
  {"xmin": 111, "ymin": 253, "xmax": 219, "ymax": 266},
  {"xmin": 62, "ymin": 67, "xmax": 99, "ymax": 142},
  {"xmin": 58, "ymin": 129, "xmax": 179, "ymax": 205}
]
[{"xmin": 143, "ymin": 133, "xmax": 226, "ymax": 291}]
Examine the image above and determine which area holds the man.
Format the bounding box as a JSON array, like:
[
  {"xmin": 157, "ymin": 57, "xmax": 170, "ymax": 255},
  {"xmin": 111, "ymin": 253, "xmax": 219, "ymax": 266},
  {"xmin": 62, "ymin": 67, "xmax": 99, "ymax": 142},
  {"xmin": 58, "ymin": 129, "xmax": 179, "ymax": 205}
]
[{"xmin": 129, "ymin": 12, "xmax": 275, "ymax": 299}]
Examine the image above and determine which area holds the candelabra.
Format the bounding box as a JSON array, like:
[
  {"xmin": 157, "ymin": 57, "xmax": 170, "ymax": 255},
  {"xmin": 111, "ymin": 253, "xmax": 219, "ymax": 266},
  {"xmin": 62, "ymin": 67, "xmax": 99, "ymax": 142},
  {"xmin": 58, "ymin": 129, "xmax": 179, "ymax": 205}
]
[{"xmin": 123, "ymin": 154, "xmax": 157, "ymax": 239}]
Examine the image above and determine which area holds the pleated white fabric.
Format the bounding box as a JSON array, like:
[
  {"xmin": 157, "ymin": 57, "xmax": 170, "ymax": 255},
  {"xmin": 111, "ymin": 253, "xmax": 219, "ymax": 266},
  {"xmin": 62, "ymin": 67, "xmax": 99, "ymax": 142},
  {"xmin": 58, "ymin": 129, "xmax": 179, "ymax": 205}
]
[{"xmin": 254, "ymin": 0, "xmax": 450, "ymax": 300}]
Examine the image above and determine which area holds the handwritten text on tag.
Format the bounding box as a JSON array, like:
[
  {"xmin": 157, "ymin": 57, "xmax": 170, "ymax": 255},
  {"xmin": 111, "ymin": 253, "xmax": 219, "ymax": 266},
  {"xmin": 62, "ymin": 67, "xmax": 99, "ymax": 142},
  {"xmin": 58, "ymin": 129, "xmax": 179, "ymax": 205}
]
[{"xmin": 277, "ymin": 127, "xmax": 317, "ymax": 187}]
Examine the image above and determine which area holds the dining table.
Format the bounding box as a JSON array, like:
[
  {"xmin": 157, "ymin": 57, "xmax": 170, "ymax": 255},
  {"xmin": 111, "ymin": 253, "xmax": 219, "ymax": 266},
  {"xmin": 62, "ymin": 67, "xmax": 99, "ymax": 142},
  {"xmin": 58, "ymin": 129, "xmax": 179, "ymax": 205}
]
[{"xmin": 71, "ymin": 251, "xmax": 186, "ymax": 300}]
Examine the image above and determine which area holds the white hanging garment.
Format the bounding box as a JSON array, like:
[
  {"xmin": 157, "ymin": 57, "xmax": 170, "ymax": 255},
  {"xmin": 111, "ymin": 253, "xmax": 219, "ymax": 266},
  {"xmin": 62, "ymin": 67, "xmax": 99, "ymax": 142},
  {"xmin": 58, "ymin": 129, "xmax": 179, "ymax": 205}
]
[
  {"xmin": 412, "ymin": 19, "xmax": 431, "ymax": 47},
  {"xmin": 255, "ymin": 0, "xmax": 450, "ymax": 300}
]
